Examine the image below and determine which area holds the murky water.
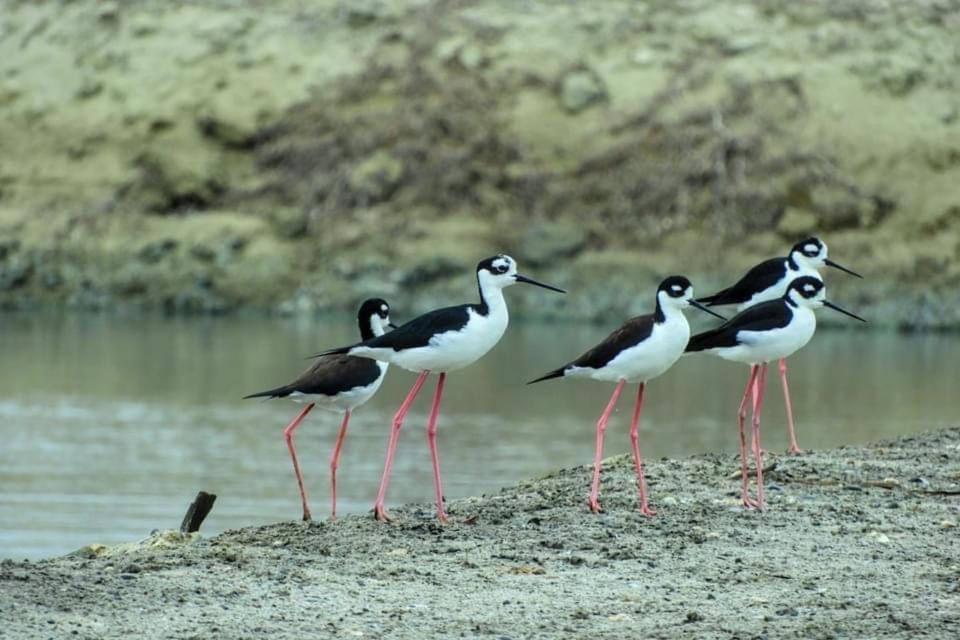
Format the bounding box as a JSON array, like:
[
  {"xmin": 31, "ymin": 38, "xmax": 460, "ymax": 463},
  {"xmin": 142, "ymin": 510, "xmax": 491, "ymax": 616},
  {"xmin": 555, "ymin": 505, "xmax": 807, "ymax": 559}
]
[{"xmin": 1, "ymin": 312, "xmax": 957, "ymax": 559}]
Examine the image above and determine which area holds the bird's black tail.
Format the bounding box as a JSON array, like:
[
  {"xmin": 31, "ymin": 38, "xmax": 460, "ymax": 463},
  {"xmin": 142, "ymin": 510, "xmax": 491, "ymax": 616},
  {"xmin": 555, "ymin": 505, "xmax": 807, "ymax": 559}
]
[
  {"xmin": 242, "ymin": 385, "xmax": 291, "ymax": 400},
  {"xmin": 309, "ymin": 344, "xmax": 354, "ymax": 359},
  {"xmin": 527, "ymin": 367, "xmax": 567, "ymax": 384},
  {"xmin": 684, "ymin": 331, "xmax": 718, "ymax": 354}
]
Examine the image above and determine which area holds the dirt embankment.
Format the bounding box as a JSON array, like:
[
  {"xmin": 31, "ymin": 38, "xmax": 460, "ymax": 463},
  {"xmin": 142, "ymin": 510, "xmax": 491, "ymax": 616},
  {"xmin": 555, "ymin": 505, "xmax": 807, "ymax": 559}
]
[
  {"xmin": 1, "ymin": 0, "xmax": 959, "ymax": 326},
  {"xmin": 2, "ymin": 427, "xmax": 959, "ymax": 639}
]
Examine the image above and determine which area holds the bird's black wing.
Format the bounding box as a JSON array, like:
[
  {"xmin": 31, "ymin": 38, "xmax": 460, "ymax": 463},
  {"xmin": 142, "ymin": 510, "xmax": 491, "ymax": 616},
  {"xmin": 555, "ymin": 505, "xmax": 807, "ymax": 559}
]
[
  {"xmin": 697, "ymin": 257, "xmax": 788, "ymax": 306},
  {"xmin": 314, "ymin": 304, "xmax": 473, "ymax": 357},
  {"xmin": 686, "ymin": 300, "xmax": 792, "ymax": 352},
  {"xmin": 529, "ymin": 314, "xmax": 655, "ymax": 383},
  {"xmin": 244, "ymin": 355, "xmax": 384, "ymax": 399}
]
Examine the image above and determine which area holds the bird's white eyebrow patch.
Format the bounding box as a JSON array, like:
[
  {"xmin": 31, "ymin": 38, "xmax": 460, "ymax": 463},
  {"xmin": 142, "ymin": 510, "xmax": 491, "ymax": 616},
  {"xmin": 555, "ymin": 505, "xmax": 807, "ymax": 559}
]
[
  {"xmin": 804, "ymin": 243, "xmax": 819, "ymax": 254},
  {"xmin": 804, "ymin": 284, "xmax": 816, "ymax": 292},
  {"xmin": 492, "ymin": 257, "xmax": 511, "ymax": 270},
  {"xmin": 671, "ymin": 285, "xmax": 683, "ymax": 292},
  {"xmin": 381, "ymin": 305, "xmax": 388, "ymax": 312}
]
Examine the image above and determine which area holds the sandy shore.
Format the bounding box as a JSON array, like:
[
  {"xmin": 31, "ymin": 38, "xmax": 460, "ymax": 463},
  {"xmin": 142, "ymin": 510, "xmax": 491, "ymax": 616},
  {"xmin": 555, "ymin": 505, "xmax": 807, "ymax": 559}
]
[{"xmin": 2, "ymin": 427, "xmax": 959, "ymax": 638}]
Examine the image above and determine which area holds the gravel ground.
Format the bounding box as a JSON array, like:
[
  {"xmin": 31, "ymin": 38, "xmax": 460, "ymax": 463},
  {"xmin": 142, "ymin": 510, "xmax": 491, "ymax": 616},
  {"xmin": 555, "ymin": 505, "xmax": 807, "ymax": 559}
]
[{"xmin": 2, "ymin": 427, "xmax": 959, "ymax": 639}]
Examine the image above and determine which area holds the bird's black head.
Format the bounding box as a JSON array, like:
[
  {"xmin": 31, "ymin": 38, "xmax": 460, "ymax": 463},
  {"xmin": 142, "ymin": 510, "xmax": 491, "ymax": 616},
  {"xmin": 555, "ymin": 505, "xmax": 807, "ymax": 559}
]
[
  {"xmin": 357, "ymin": 298, "xmax": 394, "ymax": 340},
  {"xmin": 658, "ymin": 275, "xmax": 693, "ymax": 299},
  {"xmin": 786, "ymin": 276, "xmax": 824, "ymax": 302},
  {"xmin": 792, "ymin": 237, "xmax": 826, "ymax": 260},
  {"xmin": 476, "ymin": 254, "xmax": 566, "ymax": 294},
  {"xmin": 785, "ymin": 276, "xmax": 866, "ymax": 322},
  {"xmin": 656, "ymin": 275, "xmax": 726, "ymax": 320}
]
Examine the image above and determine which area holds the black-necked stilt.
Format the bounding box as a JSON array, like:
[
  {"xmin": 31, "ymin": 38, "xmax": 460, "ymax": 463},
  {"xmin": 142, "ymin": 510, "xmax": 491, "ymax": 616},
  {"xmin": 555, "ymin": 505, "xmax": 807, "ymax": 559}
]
[
  {"xmin": 686, "ymin": 276, "xmax": 865, "ymax": 510},
  {"xmin": 315, "ymin": 254, "xmax": 565, "ymax": 523},
  {"xmin": 529, "ymin": 276, "xmax": 724, "ymax": 515},
  {"xmin": 244, "ymin": 298, "xmax": 395, "ymax": 521},
  {"xmin": 697, "ymin": 237, "xmax": 862, "ymax": 454}
]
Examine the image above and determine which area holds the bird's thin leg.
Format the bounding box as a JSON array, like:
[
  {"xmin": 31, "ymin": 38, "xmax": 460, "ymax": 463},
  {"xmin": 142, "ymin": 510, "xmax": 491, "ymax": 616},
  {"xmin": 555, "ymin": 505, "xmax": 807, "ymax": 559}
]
[
  {"xmin": 328, "ymin": 409, "xmax": 351, "ymax": 520},
  {"xmin": 751, "ymin": 363, "xmax": 769, "ymax": 510},
  {"xmin": 589, "ymin": 380, "xmax": 626, "ymax": 513},
  {"xmin": 374, "ymin": 371, "xmax": 430, "ymax": 522},
  {"xmin": 779, "ymin": 358, "xmax": 804, "ymax": 455},
  {"xmin": 629, "ymin": 382, "xmax": 656, "ymax": 516},
  {"xmin": 737, "ymin": 366, "xmax": 760, "ymax": 510},
  {"xmin": 282, "ymin": 403, "xmax": 316, "ymax": 521},
  {"xmin": 426, "ymin": 372, "xmax": 448, "ymax": 524}
]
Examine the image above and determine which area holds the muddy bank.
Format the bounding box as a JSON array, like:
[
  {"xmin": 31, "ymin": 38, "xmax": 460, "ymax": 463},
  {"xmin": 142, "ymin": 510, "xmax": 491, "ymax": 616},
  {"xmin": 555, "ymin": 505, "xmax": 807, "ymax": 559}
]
[
  {"xmin": 2, "ymin": 427, "xmax": 959, "ymax": 639},
  {"xmin": 1, "ymin": 1, "xmax": 959, "ymax": 325}
]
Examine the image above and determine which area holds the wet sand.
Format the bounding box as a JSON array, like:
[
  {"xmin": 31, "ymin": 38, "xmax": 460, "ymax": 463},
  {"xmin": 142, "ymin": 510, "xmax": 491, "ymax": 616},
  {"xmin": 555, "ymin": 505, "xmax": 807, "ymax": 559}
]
[{"xmin": 2, "ymin": 427, "xmax": 959, "ymax": 639}]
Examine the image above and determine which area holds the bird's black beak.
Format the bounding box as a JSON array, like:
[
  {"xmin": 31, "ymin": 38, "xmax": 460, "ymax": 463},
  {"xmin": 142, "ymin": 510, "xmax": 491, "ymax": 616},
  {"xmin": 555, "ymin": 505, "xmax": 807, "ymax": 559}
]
[
  {"xmin": 514, "ymin": 273, "xmax": 566, "ymax": 294},
  {"xmin": 824, "ymin": 258, "xmax": 863, "ymax": 279},
  {"xmin": 824, "ymin": 300, "xmax": 866, "ymax": 322},
  {"xmin": 387, "ymin": 323, "xmax": 398, "ymax": 329},
  {"xmin": 690, "ymin": 300, "xmax": 726, "ymax": 320}
]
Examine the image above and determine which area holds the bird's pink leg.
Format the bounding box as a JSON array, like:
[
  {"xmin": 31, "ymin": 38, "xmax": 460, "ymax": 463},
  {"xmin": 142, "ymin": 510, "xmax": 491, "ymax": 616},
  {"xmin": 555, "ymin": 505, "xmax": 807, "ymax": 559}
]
[
  {"xmin": 283, "ymin": 403, "xmax": 316, "ymax": 521},
  {"xmin": 629, "ymin": 382, "xmax": 656, "ymax": 516},
  {"xmin": 751, "ymin": 363, "xmax": 769, "ymax": 510},
  {"xmin": 426, "ymin": 372, "xmax": 448, "ymax": 524},
  {"xmin": 328, "ymin": 409, "xmax": 351, "ymax": 520},
  {"xmin": 589, "ymin": 380, "xmax": 625, "ymax": 513},
  {"xmin": 779, "ymin": 358, "xmax": 804, "ymax": 455},
  {"xmin": 373, "ymin": 371, "xmax": 430, "ymax": 522},
  {"xmin": 737, "ymin": 366, "xmax": 760, "ymax": 509}
]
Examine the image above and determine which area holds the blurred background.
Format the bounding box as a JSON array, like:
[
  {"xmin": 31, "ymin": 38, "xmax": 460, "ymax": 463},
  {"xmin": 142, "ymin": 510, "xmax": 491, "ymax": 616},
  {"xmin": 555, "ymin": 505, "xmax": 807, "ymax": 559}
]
[{"xmin": 1, "ymin": 0, "xmax": 959, "ymax": 559}]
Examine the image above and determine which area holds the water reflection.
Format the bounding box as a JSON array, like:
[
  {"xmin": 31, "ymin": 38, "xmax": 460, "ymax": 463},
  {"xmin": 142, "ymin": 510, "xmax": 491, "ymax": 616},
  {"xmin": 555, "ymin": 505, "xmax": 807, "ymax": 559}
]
[{"xmin": 1, "ymin": 313, "xmax": 956, "ymax": 559}]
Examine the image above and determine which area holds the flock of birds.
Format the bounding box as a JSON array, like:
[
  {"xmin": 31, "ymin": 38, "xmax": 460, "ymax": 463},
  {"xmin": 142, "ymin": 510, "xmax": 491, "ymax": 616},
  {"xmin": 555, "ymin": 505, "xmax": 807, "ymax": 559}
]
[{"xmin": 245, "ymin": 237, "xmax": 864, "ymax": 522}]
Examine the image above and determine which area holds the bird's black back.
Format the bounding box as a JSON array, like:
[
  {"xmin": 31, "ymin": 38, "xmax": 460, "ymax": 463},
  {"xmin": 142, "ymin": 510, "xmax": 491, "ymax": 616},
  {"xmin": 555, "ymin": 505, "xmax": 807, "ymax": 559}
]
[
  {"xmin": 698, "ymin": 257, "xmax": 789, "ymax": 306},
  {"xmin": 529, "ymin": 313, "xmax": 656, "ymax": 383},
  {"xmin": 318, "ymin": 304, "xmax": 479, "ymax": 356},
  {"xmin": 686, "ymin": 299, "xmax": 794, "ymax": 352},
  {"xmin": 244, "ymin": 355, "xmax": 383, "ymax": 399}
]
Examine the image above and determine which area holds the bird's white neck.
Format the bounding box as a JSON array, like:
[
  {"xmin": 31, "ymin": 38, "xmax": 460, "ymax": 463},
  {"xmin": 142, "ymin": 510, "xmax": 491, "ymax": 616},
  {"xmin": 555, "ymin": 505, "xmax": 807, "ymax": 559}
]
[
  {"xmin": 479, "ymin": 282, "xmax": 509, "ymax": 322},
  {"xmin": 788, "ymin": 253, "xmax": 824, "ymax": 278}
]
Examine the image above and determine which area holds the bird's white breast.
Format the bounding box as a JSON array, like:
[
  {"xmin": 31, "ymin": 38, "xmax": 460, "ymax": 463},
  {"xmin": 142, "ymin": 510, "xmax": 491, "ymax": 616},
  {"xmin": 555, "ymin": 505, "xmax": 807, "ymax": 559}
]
[
  {"xmin": 570, "ymin": 313, "xmax": 690, "ymax": 384},
  {"xmin": 390, "ymin": 305, "xmax": 509, "ymax": 373},
  {"xmin": 716, "ymin": 307, "xmax": 817, "ymax": 364}
]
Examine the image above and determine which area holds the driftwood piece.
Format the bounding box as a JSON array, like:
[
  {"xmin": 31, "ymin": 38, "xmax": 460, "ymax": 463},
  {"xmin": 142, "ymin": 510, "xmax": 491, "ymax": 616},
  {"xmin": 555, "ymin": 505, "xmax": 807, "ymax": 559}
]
[{"xmin": 180, "ymin": 491, "xmax": 217, "ymax": 533}]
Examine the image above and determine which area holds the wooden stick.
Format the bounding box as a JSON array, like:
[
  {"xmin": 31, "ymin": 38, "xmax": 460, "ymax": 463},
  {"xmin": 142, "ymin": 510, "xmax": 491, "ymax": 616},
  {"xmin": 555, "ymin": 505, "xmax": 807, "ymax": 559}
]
[{"xmin": 180, "ymin": 491, "xmax": 217, "ymax": 533}]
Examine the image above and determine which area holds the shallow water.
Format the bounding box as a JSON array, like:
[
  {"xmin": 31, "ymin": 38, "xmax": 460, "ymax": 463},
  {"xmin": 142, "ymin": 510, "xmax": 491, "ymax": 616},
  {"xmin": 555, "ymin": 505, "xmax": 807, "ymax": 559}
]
[{"xmin": 1, "ymin": 312, "xmax": 957, "ymax": 559}]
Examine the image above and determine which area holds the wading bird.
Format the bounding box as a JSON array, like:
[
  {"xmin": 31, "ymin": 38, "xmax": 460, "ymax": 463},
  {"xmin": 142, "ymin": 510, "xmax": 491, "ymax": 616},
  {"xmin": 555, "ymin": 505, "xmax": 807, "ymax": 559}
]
[
  {"xmin": 316, "ymin": 255, "xmax": 565, "ymax": 523},
  {"xmin": 244, "ymin": 298, "xmax": 395, "ymax": 521},
  {"xmin": 697, "ymin": 237, "xmax": 862, "ymax": 453},
  {"xmin": 529, "ymin": 276, "xmax": 724, "ymax": 515},
  {"xmin": 687, "ymin": 277, "xmax": 865, "ymax": 509}
]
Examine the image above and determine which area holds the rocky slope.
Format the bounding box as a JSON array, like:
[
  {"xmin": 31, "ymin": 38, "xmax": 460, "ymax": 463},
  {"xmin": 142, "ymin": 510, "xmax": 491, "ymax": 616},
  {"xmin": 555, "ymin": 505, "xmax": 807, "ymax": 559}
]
[{"xmin": 1, "ymin": 0, "xmax": 959, "ymax": 326}]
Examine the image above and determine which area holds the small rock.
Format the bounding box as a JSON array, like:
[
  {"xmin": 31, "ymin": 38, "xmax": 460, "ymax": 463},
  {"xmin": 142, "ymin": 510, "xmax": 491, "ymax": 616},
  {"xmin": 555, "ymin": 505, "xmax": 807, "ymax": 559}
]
[
  {"xmin": 777, "ymin": 208, "xmax": 817, "ymax": 237},
  {"xmin": 517, "ymin": 221, "xmax": 588, "ymax": 266},
  {"xmin": 631, "ymin": 48, "xmax": 655, "ymax": 66},
  {"xmin": 97, "ymin": 1, "xmax": 120, "ymax": 22},
  {"xmin": 138, "ymin": 239, "xmax": 178, "ymax": 264},
  {"xmin": 344, "ymin": 0, "xmax": 389, "ymax": 27},
  {"xmin": 349, "ymin": 151, "xmax": 404, "ymax": 204},
  {"xmin": 0, "ymin": 257, "xmax": 33, "ymax": 290},
  {"xmin": 130, "ymin": 16, "xmax": 157, "ymax": 37},
  {"xmin": 865, "ymin": 531, "xmax": 891, "ymax": 544},
  {"xmin": 268, "ymin": 207, "xmax": 308, "ymax": 239},
  {"xmin": 560, "ymin": 70, "xmax": 607, "ymax": 113},
  {"xmin": 685, "ymin": 611, "xmax": 704, "ymax": 623},
  {"xmin": 75, "ymin": 79, "xmax": 103, "ymax": 100}
]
